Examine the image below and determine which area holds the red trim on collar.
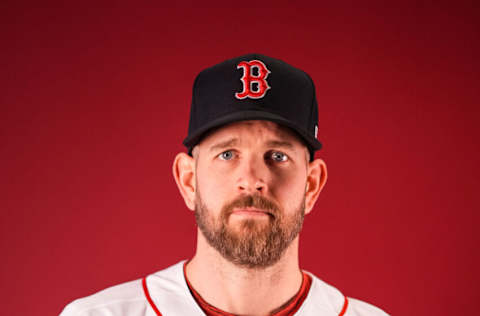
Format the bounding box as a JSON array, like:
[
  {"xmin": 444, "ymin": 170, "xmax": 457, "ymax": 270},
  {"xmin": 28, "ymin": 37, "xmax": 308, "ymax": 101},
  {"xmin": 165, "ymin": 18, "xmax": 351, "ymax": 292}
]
[{"xmin": 183, "ymin": 262, "xmax": 314, "ymax": 316}]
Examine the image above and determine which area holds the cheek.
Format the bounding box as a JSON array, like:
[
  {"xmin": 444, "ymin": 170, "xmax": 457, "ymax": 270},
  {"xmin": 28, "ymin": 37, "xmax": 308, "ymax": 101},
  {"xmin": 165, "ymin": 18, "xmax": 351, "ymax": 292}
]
[
  {"xmin": 195, "ymin": 163, "xmax": 230, "ymax": 211},
  {"xmin": 270, "ymin": 170, "xmax": 307, "ymax": 209}
]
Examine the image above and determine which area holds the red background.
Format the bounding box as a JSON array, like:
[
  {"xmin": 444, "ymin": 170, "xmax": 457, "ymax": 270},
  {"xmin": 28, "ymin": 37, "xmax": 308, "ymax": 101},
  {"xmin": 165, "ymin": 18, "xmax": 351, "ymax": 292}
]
[{"xmin": 1, "ymin": 2, "xmax": 478, "ymax": 315}]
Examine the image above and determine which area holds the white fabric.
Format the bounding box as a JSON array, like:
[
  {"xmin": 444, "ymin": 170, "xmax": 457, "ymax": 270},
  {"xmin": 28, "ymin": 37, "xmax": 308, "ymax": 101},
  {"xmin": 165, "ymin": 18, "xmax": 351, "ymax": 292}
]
[{"xmin": 60, "ymin": 261, "xmax": 389, "ymax": 316}]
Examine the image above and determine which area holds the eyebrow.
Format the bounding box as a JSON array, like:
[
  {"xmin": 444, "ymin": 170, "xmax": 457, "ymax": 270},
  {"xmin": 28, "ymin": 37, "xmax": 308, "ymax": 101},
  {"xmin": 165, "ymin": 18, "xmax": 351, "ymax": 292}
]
[
  {"xmin": 265, "ymin": 140, "xmax": 295, "ymax": 150},
  {"xmin": 208, "ymin": 138, "xmax": 295, "ymax": 152},
  {"xmin": 209, "ymin": 138, "xmax": 239, "ymax": 152}
]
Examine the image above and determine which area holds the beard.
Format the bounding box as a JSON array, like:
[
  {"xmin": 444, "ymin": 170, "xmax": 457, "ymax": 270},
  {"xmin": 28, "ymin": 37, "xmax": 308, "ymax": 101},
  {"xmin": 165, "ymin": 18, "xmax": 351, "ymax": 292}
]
[{"xmin": 194, "ymin": 191, "xmax": 305, "ymax": 269}]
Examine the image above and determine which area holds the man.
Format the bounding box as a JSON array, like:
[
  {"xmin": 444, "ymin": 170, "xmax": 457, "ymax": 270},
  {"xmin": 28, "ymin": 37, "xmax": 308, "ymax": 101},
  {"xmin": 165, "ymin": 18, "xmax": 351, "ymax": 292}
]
[{"xmin": 60, "ymin": 54, "xmax": 389, "ymax": 316}]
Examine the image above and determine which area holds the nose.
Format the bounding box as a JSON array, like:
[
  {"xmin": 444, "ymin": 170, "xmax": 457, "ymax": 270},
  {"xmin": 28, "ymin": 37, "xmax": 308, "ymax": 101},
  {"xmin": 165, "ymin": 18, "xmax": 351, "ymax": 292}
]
[{"xmin": 236, "ymin": 155, "xmax": 268, "ymax": 194}]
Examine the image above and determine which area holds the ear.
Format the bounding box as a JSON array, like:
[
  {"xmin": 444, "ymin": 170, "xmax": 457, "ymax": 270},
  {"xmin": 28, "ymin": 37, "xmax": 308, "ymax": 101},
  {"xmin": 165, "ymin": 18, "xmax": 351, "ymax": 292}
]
[
  {"xmin": 172, "ymin": 152, "xmax": 196, "ymax": 211},
  {"xmin": 304, "ymin": 158, "xmax": 327, "ymax": 215}
]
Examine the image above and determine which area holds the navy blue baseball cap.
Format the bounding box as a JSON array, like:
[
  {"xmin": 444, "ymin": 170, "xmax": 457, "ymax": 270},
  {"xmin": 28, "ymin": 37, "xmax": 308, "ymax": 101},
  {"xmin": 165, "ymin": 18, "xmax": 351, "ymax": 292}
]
[{"xmin": 183, "ymin": 53, "xmax": 322, "ymax": 160}]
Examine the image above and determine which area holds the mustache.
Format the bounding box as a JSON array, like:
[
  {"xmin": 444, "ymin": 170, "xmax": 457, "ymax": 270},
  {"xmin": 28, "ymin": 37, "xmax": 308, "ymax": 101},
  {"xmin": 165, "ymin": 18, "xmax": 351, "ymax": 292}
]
[{"xmin": 222, "ymin": 194, "xmax": 280, "ymax": 216}]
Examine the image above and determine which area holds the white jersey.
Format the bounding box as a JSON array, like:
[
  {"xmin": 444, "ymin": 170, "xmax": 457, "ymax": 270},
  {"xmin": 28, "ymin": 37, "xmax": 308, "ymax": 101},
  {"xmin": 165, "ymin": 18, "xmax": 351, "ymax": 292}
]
[{"xmin": 60, "ymin": 261, "xmax": 389, "ymax": 316}]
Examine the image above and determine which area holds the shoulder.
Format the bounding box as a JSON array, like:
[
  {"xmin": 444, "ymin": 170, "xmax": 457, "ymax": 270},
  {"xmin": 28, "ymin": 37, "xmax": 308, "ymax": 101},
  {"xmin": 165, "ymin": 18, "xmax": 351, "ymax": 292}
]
[
  {"xmin": 300, "ymin": 271, "xmax": 389, "ymax": 316},
  {"xmin": 59, "ymin": 278, "xmax": 144, "ymax": 316},
  {"xmin": 345, "ymin": 298, "xmax": 390, "ymax": 316},
  {"xmin": 59, "ymin": 261, "xmax": 188, "ymax": 316}
]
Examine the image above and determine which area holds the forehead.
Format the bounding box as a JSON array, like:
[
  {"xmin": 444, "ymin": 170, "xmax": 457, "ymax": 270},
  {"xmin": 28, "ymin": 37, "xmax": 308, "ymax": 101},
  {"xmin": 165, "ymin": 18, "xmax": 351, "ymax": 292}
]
[{"xmin": 198, "ymin": 120, "xmax": 306, "ymax": 149}]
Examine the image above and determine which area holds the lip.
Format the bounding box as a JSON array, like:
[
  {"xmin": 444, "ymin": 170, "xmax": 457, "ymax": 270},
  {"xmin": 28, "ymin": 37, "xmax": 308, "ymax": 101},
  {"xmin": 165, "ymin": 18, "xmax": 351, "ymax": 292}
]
[{"xmin": 231, "ymin": 207, "xmax": 271, "ymax": 217}]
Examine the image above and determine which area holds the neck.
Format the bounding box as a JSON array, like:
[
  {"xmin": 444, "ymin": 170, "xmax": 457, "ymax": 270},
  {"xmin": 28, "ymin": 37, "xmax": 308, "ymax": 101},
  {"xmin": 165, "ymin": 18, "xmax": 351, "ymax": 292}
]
[{"xmin": 186, "ymin": 230, "xmax": 303, "ymax": 316}]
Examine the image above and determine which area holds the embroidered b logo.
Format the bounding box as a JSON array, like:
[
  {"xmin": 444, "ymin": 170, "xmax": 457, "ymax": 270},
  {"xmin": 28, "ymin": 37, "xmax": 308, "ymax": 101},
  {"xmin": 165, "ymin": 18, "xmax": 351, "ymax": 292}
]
[{"xmin": 235, "ymin": 60, "xmax": 271, "ymax": 99}]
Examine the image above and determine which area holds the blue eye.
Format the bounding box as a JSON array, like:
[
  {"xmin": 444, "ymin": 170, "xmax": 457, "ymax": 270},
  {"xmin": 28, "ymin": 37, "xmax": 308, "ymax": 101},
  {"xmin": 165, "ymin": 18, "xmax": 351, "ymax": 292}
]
[
  {"xmin": 219, "ymin": 150, "xmax": 234, "ymax": 160},
  {"xmin": 270, "ymin": 151, "xmax": 288, "ymax": 162}
]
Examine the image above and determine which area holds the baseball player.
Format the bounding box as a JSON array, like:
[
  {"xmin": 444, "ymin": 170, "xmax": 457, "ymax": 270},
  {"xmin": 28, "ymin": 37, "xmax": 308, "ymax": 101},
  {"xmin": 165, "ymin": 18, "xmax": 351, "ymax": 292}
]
[{"xmin": 60, "ymin": 54, "xmax": 389, "ymax": 316}]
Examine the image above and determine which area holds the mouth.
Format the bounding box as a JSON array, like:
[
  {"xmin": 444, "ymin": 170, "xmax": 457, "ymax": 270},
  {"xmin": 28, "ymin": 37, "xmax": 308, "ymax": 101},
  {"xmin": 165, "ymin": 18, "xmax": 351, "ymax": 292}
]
[{"xmin": 231, "ymin": 207, "xmax": 273, "ymax": 218}]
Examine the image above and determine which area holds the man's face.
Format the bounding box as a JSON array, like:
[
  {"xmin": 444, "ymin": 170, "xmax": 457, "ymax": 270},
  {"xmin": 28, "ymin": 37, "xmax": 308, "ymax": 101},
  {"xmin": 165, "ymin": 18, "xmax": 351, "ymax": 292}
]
[{"xmin": 193, "ymin": 120, "xmax": 310, "ymax": 268}]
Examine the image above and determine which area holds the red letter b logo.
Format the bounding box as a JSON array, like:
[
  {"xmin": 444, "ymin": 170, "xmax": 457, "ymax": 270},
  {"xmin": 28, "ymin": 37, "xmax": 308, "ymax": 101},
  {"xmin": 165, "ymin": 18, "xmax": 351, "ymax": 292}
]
[{"xmin": 235, "ymin": 60, "xmax": 271, "ymax": 99}]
